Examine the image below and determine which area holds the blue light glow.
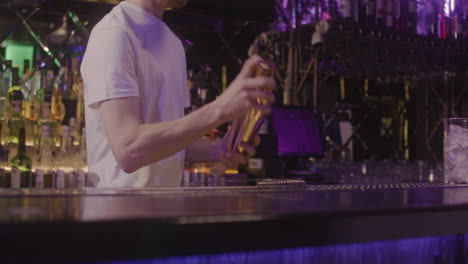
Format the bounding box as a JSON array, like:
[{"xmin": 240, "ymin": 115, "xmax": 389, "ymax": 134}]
[{"xmin": 86, "ymin": 235, "xmax": 460, "ymax": 264}]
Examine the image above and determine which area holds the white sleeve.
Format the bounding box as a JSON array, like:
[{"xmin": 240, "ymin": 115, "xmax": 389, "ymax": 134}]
[{"xmin": 81, "ymin": 25, "xmax": 139, "ymax": 109}]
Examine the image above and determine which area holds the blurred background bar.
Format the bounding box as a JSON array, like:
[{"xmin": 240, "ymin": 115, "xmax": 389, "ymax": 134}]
[{"xmin": 0, "ymin": 0, "xmax": 468, "ymax": 263}]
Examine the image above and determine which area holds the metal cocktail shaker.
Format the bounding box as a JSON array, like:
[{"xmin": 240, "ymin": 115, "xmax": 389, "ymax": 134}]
[{"xmin": 233, "ymin": 60, "xmax": 274, "ymax": 153}]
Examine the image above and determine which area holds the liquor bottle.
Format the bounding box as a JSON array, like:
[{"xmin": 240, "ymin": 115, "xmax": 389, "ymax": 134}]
[
  {"xmin": 7, "ymin": 67, "xmax": 21, "ymax": 100},
  {"xmin": 376, "ymin": 0, "xmax": 385, "ymax": 26},
  {"xmin": 23, "ymin": 61, "xmax": 37, "ymax": 145},
  {"xmin": 20, "ymin": 60, "xmax": 32, "ymax": 120},
  {"xmin": 34, "ymin": 126, "xmax": 55, "ymax": 188},
  {"xmin": 395, "ymin": 0, "xmax": 408, "ymax": 33},
  {"xmin": 463, "ymin": 0, "xmax": 468, "ymax": 39},
  {"xmin": 37, "ymin": 90, "xmax": 58, "ymax": 147},
  {"xmin": 358, "ymin": 0, "xmax": 374, "ymax": 25},
  {"xmin": 7, "ymin": 90, "xmax": 24, "ymax": 146},
  {"xmin": 32, "ymin": 66, "xmax": 43, "ymax": 122},
  {"xmin": 352, "ymin": 0, "xmax": 360, "ymax": 23},
  {"xmin": 366, "ymin": 0, "xmax": 376, "ymax": 25},
  {"xmin": 69, "ymin": 117, "xmax": 80, "ymax": 146},
  {"xmin": 56, "ymin": 126, "xmax": 75, "ymax": 188},
  {"xmin": 0, "ymin": 61, "xmax": 13, "ymax": 120},
  {"xmin": 453, "ymin": 0, "xmax": 463, "ymax": 40},
  {"xmin": 339, "ymin": 0, "xmax": 353, "ymax": 21},
  {"xmin": 71, "ymin": 58, "xmax": 84, "ymax": 127},
  {"xmin": 0, "ymin": 124, "xmax": 9, "ymax": 187},
  {"xmin": 386, "ymin": 0, "xmax": 395, "ymax": 29},
  {"xmin": 61, "ymin": 72, "xmax": 77, "ymax": 126},
  {"xmin": 432, "ymin": 0, "xmax": 441, "ymax": 37},
  {"xmin": 50, "ymin": 69, "xmax": 63, "ymax": 122},
  {"xmin": 358, "ymin": 0, "xmax": 366, "ymax": 23},
  {"xmin": 75, "ymin": 127, "xmax": 87, "ymax": 188},
  {"xmin": 7, "ymin": 69, "xmax": 24, "ymax": 145},
  {"xmin": 11, "ymin": 127, "xmax": 32, "ymax": 188},
  {"xmin": 407, "ymin": 0, "xmax": 417, "ymax": 35},
  {"xmin": 0, "ymin": 62, "xmax": 2, "ymax": 119},
  {"xmin": 437, "ymin": 3, "xmax": 449, "ymax": 39},
  {"xmin": 329, "ymin": 0, "xmax": 340, "ymax": 19}
]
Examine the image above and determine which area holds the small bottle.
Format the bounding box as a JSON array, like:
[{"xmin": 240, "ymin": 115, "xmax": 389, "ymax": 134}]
[
  {"xmin": 339, "ymin": 0, "xmax": 353, "ymax": 21},
  {"xmin": 0, "ymin": 124, "xmax": 9, "ymax": 187},
  {"xmin": 453, "ymin": 1, "xmax": 464, "ymax": 40},
  {"xmin": 385, "ymin": 0, "xmax": 395, "ymax": 29},
  {"xmin": 376, "ymin": 0, "xmax": 385, "ymax": 26},
  {"xmin": 7, "ymin": 90, "xmax": 24, "ymax": 146},
  {"xmin": 7, "ymin": 68, "xmax": 24, "ymax": 146},
  {"xmin": 69, "ymin": 117, "xmax": 80, "ymax": 146},
  {"xmin": 366, "ymin": 0, "xmax": 376, "ymax": 25},
  {"xmin": 37, "ymin": 90, "xmax": 58, "ymax": 147},
  {"xmin": 394, "ymin": 0, "xmax": 408, "ymax": 33},
  {"xmin": 11, "ymin": 127, "xmax": 32, "ymax": 188},
  {"xmin": 75, "ymin": 127, "xmax": 87, "ymax": 188},
  {"xmin": 463, "ymin": 0, "xmax": 468, "ymax": 39},
  {"xmin": 20, "ymin": 60, "xmax": 32, "ymax": 119},
  {"xmin": 7, "ymin": 67, "xmax": 21, "ymax": 101},
  {"xmin": 56, "ymin": 126, "xmax": 75, "ymax": 188},
  {"xmin": 407, "ymin": 0, "xmax": 417, "ymax": 35},
  {"xmin": 329, "ymin": 0, "xmax": 340, "ymax": 20},
  {"xmin": 0, "ymin": 61, "xmax": 13, "ymax": 120},
  {"xmin": 61, "ymin": 72, "xmax": 78, "ymax": 126},
  {"xmin": 71, "ymin": 58, "xmax": 85, "ymax": 128},
  {"xmin": 51, "ymin": 68, "xmax": 63, "ymax": 122},
  {"xmin": 34, "ymin": 126, "xmax": 55, "ymax": 188}
]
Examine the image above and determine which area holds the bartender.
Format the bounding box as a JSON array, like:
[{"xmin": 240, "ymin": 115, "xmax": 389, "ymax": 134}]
[{"xmin": 80, "ymin": 0, "xmax": 275, "ymax": 187}]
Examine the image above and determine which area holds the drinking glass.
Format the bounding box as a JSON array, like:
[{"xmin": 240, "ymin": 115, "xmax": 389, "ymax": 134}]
[{"xmin": 444, "ymin": 118, "xmax": 468, "ymax": 184}]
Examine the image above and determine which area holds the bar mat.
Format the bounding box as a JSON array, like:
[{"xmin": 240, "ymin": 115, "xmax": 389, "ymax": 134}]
[{"xmin": 306, "ymin": 183, "xmax": 468, "ymax": 192}]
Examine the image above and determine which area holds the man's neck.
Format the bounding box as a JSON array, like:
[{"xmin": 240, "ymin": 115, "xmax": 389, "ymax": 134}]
[{"xmin": 125, "ymin": 0, "xmax": 165, "ymax": 20}]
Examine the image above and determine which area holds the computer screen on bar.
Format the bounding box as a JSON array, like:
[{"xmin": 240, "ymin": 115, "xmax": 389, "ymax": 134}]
[{"xmin": 270, "ymin": 106, "xmax": 324, "ymax": 158}]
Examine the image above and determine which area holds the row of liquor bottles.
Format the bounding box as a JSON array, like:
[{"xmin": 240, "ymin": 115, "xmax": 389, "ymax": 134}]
[
  {"xmin": 327, "ymin": 0, "xmax": 467, "ymax": 40},
  {"xmin": 0, "ymin": 58, "xmax": 84, "ymax": 132},
  {"xmin": 0, "ymin": 58, "xmax": 87, "ymax": 189},
  {"xmin": 0, "ymin": 125, "xmax": 88, "ymax": 189},
  {"xmin": 0, "ymin": 58, "xmax": 83, "ymax": 145}
]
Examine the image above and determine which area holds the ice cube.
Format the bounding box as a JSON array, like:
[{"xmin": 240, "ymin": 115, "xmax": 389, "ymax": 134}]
[
  {"xmin": 447, "ymin": 125, "xmax": 468, "ymax": 148},
  {"xmin": 451, "ymin": 161, "xmax": 468, "ymax": 182}
]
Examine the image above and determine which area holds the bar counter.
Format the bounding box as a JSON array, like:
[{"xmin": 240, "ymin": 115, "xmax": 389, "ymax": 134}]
[{"xmin": 2, "ymin": 183, "xmax": 468, "ymax": 263}]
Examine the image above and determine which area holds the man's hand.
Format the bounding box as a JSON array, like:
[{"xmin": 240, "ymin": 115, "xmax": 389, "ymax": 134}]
[
  {"xmin": 212, "ymin": 55, "xmax": 275, "ymax": 123},
  {"xmin": 217, "ymin": 118, "xmax": 261, "ymax": 168}
]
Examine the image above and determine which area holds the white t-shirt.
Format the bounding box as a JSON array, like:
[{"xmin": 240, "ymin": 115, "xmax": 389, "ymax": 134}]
[{"xmin": 81, "ymin": 1, "xmax": 190, "ymax": 188}]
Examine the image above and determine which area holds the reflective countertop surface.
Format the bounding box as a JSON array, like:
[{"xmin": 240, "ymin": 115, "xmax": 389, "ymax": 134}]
[
  {"xmin": 4, "ymin": 183, "xmax": 468, "ymax": 262},
  {"xmin": 0, "ymin": 183, "xmax": 467, "ymax": 223}
]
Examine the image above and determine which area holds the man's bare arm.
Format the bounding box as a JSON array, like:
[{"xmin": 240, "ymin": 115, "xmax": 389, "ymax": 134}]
[{"xmin": 100, "ymin": 56, "xmax": 275, "ymax": 173}]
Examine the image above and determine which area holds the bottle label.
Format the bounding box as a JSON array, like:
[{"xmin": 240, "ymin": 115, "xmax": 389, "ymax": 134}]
[
  {"xmin": 249, "ymin": 158, "xmax": 264, "ymax": 170},
  {"xmin": 35, "ymin": 170, "xmax": 44, "ymax": 188},
  {"xmin": 56, "ymin": 170, "xmax": 65, "ymax": 188},
  {"xmin": 11, "ymin": 168, "xmax": 20, "ymax": 188}
]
